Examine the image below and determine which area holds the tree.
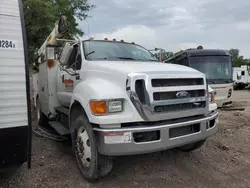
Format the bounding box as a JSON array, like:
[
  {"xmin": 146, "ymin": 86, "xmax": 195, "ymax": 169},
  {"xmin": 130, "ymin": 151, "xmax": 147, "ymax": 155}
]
[
  {"xmin": 174, "ymin": 50, "xmax": 184, "ymax": 56},
  {"xmin": 22, "ymin": 0, "xmax": 94, "ymax": 64},
  {"xmin": 154, "ymin": 51, "xmax": 174, "ymax": 61},
  {"xmin": 229, "ymin": 49, "xmax": 250, "ymax": 67}
]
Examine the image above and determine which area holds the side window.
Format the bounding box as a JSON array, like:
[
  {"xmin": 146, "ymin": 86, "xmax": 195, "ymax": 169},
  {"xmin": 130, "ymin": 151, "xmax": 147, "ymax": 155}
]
[
  {"xmin": 66, "ymin": 46, "xmax": 82, "ymax": 70},
  {"xmin": 66, "ymin": 45, "xmax": 78, "ymax": 69},
  {"xmin": 241, "ymin": 71, "xmax": 245, "ymax": 76},
  {"xmin": 75, "ymin": 51, "xmax": 82, "ymax": 70}
]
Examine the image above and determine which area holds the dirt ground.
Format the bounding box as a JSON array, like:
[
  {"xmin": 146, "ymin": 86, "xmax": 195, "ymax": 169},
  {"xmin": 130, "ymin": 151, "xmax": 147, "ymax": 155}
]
[{"xmin": 1, "ymin": 90, "xmax": 250, "ymax": 188}]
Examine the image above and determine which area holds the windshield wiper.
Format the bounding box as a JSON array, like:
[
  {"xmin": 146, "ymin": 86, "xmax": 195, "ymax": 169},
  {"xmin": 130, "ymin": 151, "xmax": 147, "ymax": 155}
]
[
  {"xmin": 85, "ymin": 51, "xmax": 95, "ymax": 57},
  {"xmin": 103, "ymin": 57, "xmax": 136, "ymax": 60},
  {"xmin": 104, "ymin": 57, "xmax": 159, "ymax": 61}
]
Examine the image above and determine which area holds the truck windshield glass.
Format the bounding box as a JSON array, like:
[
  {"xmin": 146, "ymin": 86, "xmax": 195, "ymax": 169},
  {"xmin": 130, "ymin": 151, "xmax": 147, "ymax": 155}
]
[
  {"xmin": 189, "ymin": 56, "xmax": 232, "ymax": 84},
  {"xmin": 83, "ymin": 40, "xmax": 158, "ymax": 62}
]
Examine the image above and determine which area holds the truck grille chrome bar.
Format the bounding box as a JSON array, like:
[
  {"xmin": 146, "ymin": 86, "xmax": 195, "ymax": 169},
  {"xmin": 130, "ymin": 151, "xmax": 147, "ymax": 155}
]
[{"xmin": 127, "ymin": 72, "xmax": 208, "ymax": 121}]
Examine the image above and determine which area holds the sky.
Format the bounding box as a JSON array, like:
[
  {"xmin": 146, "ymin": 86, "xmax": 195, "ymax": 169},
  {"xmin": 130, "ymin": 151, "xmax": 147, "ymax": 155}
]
[{"xmin": 79, "ymin": 0, "xmax": 250, "ymax": 58}]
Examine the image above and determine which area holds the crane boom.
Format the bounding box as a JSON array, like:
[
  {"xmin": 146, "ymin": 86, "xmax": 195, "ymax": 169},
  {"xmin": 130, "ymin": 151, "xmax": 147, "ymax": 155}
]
[{"xmin": 37, "ymin": 16, "xmax": 69, "ymax": 57}]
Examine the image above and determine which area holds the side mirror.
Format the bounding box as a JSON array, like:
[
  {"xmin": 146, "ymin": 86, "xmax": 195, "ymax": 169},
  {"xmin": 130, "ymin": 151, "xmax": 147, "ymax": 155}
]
[
  {"xmin": 237, "ymin": 72, "xmax": 241, "ymax": 80},
  {"xmin": 59, "ymin": 43, "xmax": 73, "ymax": 65}
]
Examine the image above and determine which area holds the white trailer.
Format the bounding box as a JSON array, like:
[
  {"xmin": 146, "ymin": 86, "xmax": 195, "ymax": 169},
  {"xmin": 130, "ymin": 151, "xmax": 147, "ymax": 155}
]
[
  {"xmin": 233, "ymin": 65, "xmax": 250, "ymax": 90},
  {"xmin": 0, "ymin": 0, "xmax": 32, "ymax": 172}
]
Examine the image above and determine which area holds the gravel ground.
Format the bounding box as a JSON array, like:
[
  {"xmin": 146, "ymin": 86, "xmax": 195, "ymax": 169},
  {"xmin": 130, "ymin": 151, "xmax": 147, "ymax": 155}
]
[{"xmin": 1, "ymin": 90, "xmax": 250, "ymax": 188}]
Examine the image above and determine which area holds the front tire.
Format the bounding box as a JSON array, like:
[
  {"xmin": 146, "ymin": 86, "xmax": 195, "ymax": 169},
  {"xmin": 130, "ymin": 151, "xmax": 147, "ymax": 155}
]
[
  {"xmin": 70, "ymin": 108, "xmax": 113, "ymax": 182},
  {"xmin": 178, "ymin": 139, "xmax": 206, "ymax": 152}
]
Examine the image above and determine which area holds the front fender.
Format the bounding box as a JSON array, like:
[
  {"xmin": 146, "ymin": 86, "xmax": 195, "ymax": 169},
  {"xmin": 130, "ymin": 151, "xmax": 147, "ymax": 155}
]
[{"xmin": 70, "ymin": 78, "xmax": 143, "ymax": 124}]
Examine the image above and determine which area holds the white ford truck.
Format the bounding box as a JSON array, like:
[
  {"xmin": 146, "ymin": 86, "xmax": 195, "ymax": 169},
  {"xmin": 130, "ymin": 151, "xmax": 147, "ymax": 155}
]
[{"xmin": 33, "ymin": 20, "xmax": 218, "ymax": 181}]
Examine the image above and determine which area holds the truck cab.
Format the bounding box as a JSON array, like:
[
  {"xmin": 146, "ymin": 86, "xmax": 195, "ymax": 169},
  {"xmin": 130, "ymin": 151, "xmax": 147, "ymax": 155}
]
[
  {"xmin": 233, "ymin": 65, "xmax": 250, "ymax": 90},
  {"xmin": 33, "ymin": 37, "xmax": 218, "ymax": 181}
]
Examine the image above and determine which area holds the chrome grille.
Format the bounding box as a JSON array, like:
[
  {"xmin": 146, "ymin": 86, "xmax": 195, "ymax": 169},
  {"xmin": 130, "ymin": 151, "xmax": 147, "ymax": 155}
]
[
  {"xmin": 127, "ymin": 72, "xmax": 208, "ymax": 121},
  {"xmin": 152, "ymin": 78, "xmax": 203, "ymax": 87},
  {"xmin": 154, "ymin": 102, "xmax": 206, "ymax": 113},
  {"xmin": 153, "ymin": 90, "xmax": 205, "ymax": 100}
]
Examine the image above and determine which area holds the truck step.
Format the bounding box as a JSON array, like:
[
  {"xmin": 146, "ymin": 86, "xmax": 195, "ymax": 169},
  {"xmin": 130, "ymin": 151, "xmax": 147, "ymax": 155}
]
[
  {"xmin": 48, "ymin": 121, "xmax": 70, "ymax": 136},
  {"xmin": 55, "ymin": 106, "xmax": 69, "ymax": 115}
]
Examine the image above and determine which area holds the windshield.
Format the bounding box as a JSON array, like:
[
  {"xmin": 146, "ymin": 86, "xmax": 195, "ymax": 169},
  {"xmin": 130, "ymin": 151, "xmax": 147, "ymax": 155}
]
[
  {"xmin": 82, "ymin": 40, "xmax": 158, "ymax": 61},
  {"xmin": 189, "ymin": 56, "xmax": 232, "ymax": 84}
]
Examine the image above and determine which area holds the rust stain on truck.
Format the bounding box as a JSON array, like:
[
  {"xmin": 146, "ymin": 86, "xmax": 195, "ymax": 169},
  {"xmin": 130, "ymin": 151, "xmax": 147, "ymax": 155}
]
[{"xmin": 47, "ymin": 59, "xmax": 56, "ymax": 69}]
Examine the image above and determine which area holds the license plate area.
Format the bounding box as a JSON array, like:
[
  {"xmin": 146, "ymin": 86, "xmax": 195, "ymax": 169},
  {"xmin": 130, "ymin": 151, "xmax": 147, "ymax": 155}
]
[{"xmin": 169, "ymin": 124, "xmax": 200, "ymax": 138}]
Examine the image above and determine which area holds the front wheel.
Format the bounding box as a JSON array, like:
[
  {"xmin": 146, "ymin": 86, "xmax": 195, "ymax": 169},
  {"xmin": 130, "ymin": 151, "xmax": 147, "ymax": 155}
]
[
  {"xmin": 71, "ymin": 109, "xmax": 113, "ymax": 182},
  {"xmin": 178, "ymin": 139, "xmax": 206, "ymax": 152}
]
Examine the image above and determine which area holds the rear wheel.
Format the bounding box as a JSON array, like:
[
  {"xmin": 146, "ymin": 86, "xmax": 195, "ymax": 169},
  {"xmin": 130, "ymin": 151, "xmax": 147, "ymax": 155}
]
[
  {"xmin": 70, "ymin": 107, "xmax": 113, "ymax": 182},
  {"xmin": 179, "ymin": 139, "xmax": 206, "ymax": 152}
]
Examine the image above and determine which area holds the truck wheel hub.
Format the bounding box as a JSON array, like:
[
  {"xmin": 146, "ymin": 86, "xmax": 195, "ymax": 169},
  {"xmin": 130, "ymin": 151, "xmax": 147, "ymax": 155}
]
[{"xmin": 76, "ymin": 126, "xmax": 91, "ymax": 167}]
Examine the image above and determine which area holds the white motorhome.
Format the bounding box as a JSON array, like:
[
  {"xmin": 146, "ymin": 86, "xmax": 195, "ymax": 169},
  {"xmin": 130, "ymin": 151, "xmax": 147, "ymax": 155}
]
[
  {"xmin": 165, "ymin": 48, "xmax": 233, "ymax": 108},
  {"xmin": 32, "ymin": 18, "xmax": 218, "ymax": 181},
  {"xmin": 233, "ymin": 65, "xmax": 250, "ymax": 90},
  {"xmin": 0, "ymin": 0, "xmax": 32, "ymax": 172}
]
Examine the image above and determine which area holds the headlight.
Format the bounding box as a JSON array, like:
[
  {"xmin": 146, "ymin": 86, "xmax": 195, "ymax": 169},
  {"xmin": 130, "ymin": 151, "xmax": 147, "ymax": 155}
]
[
  {"xmin": 209, "ymin": 92, "xmax": 215, "ymax": 103},
  {"xmin": 108, "ymin": 100, "xmax": 123, "ymax": 113},
  {"xmin": 90, "ymin": 99, "xmax": 123, "ymax": 115}
]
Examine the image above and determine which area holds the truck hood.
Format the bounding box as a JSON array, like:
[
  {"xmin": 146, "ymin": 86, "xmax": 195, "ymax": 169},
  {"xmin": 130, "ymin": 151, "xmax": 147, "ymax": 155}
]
[{"xmin": 86, "ymin": 60, "xmax": 203, "ymax": 76}]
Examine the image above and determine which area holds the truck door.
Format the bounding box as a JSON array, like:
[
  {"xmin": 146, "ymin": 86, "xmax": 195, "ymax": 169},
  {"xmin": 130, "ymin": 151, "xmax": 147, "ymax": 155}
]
[
  {"xmin": 57, "ymin": 43, "xmax": 82, "ymax": 107},
  {"xmin": 0, "ymin": 0, "xmax": 32, "ymax": 171}
]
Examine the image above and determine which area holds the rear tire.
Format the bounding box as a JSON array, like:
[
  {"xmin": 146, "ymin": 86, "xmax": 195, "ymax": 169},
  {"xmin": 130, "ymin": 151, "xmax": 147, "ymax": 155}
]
[
  {"xmin": 70, "ymin": 107, "xmax": 113, "ymax": 182},
  {"xmin": 179, "ymin": 139, "xmax": 206, "ymax": 152}
]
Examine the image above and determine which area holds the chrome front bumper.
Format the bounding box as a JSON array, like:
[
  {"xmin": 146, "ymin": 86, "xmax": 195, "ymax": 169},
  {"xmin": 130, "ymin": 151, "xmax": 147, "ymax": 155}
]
[{"xmin": 94, "ymin": 111, "xmax": 219, "ymax": 156}]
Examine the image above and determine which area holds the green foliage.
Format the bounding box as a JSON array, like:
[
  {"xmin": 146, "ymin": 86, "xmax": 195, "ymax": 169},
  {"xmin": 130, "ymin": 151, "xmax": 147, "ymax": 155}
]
[
  {"xmin": 174, "ymin": 50, "xmax": 184, "ymax": 56},
  {"xmin": 155, "ymin": 51, "xmax": 174, "ymax": 61},
  {"xmin": 229, "ymin": 49, "xmax": 250, "ymax": 67},
  {"xmin": 22, "ymin": 0, "xmax": 94, "ymax": 64}
]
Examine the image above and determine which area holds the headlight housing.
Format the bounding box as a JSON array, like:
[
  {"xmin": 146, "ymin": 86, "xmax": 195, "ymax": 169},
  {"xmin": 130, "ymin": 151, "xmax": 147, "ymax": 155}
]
[
  {"xmin": 209, "ymin": 92, "xmax": 215, "ymax": 103},
  {"xmin": 90, "ymin": 99, "xmax": 123, "ymax": 115}
]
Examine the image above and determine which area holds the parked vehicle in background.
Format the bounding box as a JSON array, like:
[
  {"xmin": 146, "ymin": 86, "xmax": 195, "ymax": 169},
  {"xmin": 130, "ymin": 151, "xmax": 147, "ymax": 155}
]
[
  {"xmin": 233, "ymin": 65, "xmax": 250, "ymax": 90},
  {"xmin": 0, "ymin": 0, "xmax": 32, "ymax": 173},
  {"xmin": 165, "ymin": 48, "xmax": 233, "ymax": 108}
]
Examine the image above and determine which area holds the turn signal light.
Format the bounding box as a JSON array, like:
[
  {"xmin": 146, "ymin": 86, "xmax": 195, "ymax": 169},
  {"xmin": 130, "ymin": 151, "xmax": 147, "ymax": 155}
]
[{"xmin": 90, "ymin": 101, "xmax": 107, "ymax": 115}]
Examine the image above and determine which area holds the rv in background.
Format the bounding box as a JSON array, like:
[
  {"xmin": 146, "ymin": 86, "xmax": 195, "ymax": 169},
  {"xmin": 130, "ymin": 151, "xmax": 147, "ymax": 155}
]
[
  {"xmin": 165, "ymin": 48, "xmax": 233, "ymax": 108},
  {"xmin": 233, "ymin": 65, "xmax": 250, "ymax": 90},
  {"xmin": 0, "ymin": 0, "xmax": 32, "ymax": 172}
]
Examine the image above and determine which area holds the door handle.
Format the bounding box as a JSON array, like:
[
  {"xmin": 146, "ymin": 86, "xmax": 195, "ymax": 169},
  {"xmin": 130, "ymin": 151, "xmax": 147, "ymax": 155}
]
[
  {"xmin": 62, "ymin": 75, "xmax": 65, "ymax": 83},
  {"xmin": 41, "ymin": 87, "xmax": 44, "ymax": 92}
]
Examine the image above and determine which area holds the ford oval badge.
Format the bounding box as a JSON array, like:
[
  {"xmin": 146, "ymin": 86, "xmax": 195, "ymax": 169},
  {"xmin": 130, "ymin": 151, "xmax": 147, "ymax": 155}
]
[{"xmin": 176, "ymin": 91, "xmax": 189, "ymax": 98}]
